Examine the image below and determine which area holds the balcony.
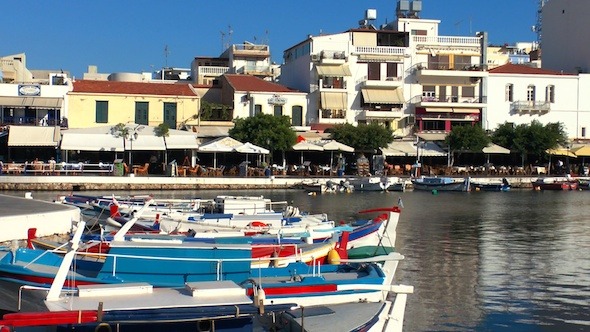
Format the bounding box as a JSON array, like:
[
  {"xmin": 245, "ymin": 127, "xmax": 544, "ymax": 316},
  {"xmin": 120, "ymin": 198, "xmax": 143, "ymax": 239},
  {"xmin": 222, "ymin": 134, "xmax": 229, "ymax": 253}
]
[
  {"xmin": 416, "ymin": 113, "xmax": 480, "ymax": 121},
  {"xmin": 320, "ymin": 109, "xmax": 346, "ymax": 119},
  {"xmin": 359, "ymin": 76, "xmax": 403, "ymax": 89},
  {"xmin": 235, "ymin": 65, "xmax": 273, "ymax": 76},
  {"xmin": 414, "ymin": 62, "xmax": 487, "ymax": 85},
  {"xmin": 359, "ymin": 108, "xmax": 405, "ymax": 120},
  {"xmin": 414, "ymin": 95, "xmax": 486, "ymax": 109},
  {"xmin": 198, "ymin": 66, "xmax": 230, "ymax": 76},
  {"xmin": 352, "ymin": 46, "xmax": 406, "ymax": 62},
  {"xmin": 231, "ymin": 44, "xmax": 270, "ymax": 58},
  {"xmin": 511, "ymin": 101, "xmax": 550, "ymax": 114},
  {"xmin": 412, "ymin": 35, "xmax": 481, "ymax": 55}
]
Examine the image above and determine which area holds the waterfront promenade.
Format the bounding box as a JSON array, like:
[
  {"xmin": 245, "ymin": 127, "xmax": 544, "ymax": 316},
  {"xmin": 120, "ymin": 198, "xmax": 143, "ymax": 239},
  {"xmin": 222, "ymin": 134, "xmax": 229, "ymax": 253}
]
[{"xmin": 0, "ymin": 173, "xmax": 548, "ymax": 191}]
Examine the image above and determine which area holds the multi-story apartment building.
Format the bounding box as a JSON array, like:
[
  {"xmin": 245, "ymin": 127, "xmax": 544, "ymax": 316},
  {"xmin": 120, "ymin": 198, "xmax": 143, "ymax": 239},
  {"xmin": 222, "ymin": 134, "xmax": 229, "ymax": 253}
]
[
  {"xmin": 191, "ymin": 42, "xmax": 278, "ymax": 86},
  {"xmin": 280, "ymin": 1, "xmax": 487, "ymax": 138}
]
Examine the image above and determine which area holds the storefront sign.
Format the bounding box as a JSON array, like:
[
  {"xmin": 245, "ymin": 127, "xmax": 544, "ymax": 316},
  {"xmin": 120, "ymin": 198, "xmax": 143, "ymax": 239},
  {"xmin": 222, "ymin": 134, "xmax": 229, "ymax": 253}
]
[
  {"xmin": 18, "ymin": 85, "xmax": 41, "ymax": 96},
  {"xmin": 268, "ymin": 94, "xmax": 287, "ymax": 105}
]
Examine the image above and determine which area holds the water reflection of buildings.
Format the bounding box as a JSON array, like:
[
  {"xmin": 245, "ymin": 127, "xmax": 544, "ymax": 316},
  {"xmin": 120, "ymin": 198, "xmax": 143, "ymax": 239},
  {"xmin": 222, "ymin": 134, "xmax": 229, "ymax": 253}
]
[{"xmin": 397, "ymin": 195, "xmax": 483, "ymax": 331}]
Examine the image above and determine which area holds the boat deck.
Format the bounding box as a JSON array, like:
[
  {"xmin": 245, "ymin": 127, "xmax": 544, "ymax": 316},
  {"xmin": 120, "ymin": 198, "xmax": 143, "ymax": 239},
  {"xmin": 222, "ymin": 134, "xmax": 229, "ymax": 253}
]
[{"xmin": 0, "ymin": 194, "xmax": 80, "ymax": 243}]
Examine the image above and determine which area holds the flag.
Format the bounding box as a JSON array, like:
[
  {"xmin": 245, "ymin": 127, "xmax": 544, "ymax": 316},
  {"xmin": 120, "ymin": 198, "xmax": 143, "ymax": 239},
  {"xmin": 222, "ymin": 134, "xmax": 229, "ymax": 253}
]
[{"xmin": 397, "ymin": 196, "xmax": 404, "ymax": 209}]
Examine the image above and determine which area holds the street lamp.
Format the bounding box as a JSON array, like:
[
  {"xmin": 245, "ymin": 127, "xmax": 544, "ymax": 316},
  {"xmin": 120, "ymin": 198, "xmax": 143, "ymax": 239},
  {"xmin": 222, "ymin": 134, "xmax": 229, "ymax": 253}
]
[{"xmin": 126, "ymin": 124, "xmax": 143, "ymax": 167}]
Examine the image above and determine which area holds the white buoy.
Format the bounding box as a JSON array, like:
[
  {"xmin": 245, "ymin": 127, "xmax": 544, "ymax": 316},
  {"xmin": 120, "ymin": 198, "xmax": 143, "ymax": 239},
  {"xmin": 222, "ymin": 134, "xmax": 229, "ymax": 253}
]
[{"xmin": 24, "ymin": 192, "xmax": 33, "ymax": 199}]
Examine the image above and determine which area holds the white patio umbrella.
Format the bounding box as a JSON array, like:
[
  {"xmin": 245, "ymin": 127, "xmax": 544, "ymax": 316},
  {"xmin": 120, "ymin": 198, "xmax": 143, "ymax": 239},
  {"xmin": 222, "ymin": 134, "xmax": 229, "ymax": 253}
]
[
  {"xmin": 234, "ymin": 142, "xmax": 270, "ymax": 166},
  {"xmin": 483, "ymin": 143, "xmax": 510, "ymax": 164},
  {"xmin": 292, "ymin": 141, "xmax": 323, "ymax": 165},
  {"xmin": 315, "ymin": 140, "xmax": 354, "ymax": 165},
  {"xmin": 197, "ymin": 136, "xmax": 243, "ymax": 168}
]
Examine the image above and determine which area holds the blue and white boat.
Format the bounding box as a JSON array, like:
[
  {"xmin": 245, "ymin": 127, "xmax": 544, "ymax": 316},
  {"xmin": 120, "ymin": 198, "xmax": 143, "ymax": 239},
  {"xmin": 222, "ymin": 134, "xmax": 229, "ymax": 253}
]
[
  {"xmin": 411, "ymin": 176, "xmax": 471, "ymax": 192},
  {"xmin": 0, "ymin": 223, "xmax": 413, "ymax": 331}
]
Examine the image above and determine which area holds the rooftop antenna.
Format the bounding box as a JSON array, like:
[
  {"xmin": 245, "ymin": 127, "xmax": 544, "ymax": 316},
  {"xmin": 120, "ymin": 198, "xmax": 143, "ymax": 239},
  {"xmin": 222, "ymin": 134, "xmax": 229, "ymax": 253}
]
[
  {"xmin": 163, "ymin": 45, "xmax": 170, "ymax": 68},
  {"xmin": 220, "ymin": 30, "xmax": 226, "ymax": 52}
]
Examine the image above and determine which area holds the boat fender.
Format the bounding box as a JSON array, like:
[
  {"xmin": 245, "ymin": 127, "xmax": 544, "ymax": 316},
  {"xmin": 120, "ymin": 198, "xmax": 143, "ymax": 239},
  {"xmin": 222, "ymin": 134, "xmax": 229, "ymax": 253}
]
[
  {"xmin": 254, "ymin": 286, "xmax": 266, "ymax": 313},
  {"xmin": 250, "ymin": 221, "xmax": 268, "ymax": 228},
  {"xmin": 327, "ymin": 249, "xmax": 341, "ymax": 265},
  {"xmin": 95, "ymin": 323, "xmax": 111, "ymax": 332}
]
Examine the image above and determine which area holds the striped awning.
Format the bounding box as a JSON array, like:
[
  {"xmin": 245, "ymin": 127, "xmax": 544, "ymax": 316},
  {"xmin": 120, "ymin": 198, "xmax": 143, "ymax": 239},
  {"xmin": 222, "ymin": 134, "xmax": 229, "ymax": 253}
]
[
  {"xmin": 320, "ymin": 92, "xmax": 347, "ymax": 110},
  {"xmin": 316, "ymin": 65, "xmax": 352, "ymax": 77},
  {"xmin": 0, "ymin": 96, "xmax": 63, "ymax": 108},
  {"xmin": 361, "ymin": 88, "xmax": 404, "ymax": 104},
  {"xmin": 8, "ymin": 126, "xmax": 60, "ymax": 147}
]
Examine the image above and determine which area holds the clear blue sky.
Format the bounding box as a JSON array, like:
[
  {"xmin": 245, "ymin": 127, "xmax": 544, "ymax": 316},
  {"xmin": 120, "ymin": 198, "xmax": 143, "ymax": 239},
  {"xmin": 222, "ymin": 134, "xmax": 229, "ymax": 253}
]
[{"xmin": 1, "ymin": 0, "xmax": 538, "ymax": 78}]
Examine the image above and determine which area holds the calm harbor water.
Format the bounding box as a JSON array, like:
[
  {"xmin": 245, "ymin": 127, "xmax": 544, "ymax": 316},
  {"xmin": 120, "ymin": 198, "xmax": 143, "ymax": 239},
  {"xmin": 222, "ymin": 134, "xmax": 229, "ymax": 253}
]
[{"xmin": 4, "ymin": 189, "xmax": 590, "ymax": 332}]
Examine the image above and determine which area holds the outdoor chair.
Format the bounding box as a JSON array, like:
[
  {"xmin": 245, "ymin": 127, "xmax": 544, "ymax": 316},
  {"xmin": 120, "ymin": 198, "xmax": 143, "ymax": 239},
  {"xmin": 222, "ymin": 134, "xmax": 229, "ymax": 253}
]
[{"xmin": 134, "ymin": 163, "xmax": 149, "ymax": 176}]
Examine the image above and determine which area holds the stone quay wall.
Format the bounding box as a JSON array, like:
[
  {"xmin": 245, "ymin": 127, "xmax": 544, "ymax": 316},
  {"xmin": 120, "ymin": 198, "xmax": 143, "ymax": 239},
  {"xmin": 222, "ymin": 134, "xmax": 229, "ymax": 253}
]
[{"xmin": 0, "ymin": 174, "xmax": 543, "ymax": 191}]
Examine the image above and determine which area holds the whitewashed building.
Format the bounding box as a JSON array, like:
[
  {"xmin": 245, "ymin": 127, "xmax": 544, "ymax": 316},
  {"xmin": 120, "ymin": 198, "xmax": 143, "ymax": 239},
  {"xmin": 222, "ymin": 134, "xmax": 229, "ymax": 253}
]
[
  {"xmin": 487, "ymin": 63, "xmax": 590, "ymax": 140},
  {"xmin": 280, "ymin": 2, "xmax": 487, "ymax": 137}
]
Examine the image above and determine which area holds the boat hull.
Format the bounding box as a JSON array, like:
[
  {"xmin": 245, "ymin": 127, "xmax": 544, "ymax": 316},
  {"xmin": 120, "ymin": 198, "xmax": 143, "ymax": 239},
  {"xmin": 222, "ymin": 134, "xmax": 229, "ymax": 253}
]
[{"xmin": 412, "ymin": 177, "xmax": 470, "ymax": 192}]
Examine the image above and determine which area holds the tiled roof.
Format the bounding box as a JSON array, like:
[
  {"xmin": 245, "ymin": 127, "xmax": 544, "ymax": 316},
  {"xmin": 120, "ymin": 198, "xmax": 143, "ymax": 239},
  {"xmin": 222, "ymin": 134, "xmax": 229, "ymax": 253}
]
[
  {"xmin": 72, "ymin": 80, "xmax": 198, "ymax": 96},
  {"xmin": 224, "ymin": 74, "xmax": 299, "ymax": 93},
  {"xmin": 489, "ymin": 63, "xmax": 576, "ymax": 76}
]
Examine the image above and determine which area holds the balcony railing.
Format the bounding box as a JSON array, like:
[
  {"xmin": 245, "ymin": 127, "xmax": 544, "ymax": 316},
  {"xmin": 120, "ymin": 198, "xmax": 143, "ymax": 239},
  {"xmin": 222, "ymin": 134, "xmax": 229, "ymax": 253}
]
[
  {"xmin": 416, "ymin": 113, "xmax": 480, "ymax": 121},
  {"xmin": 321, "ymin": 109, "xmax": 346, "ymax": 119},
  {"xmin": 412, "ymin": 95, "xmax": 487, "ymax": 104},
  {"xmin": 198, "ymin": 66, "xmax": 229, "ymax": 76},
  {"xmin": 412, "ymin": 35, "xmax": 481, "ymax": 47},
  {"xmin": 353, "ymin": 46, "xmax": 406, "ymax": 56},
  {"xmin": 511, "ymin": 101, "xmax": 551, "ymax": 113},
  {"xmin": 415, "ymin": 62, "xmax": 483, "ymax": 72},
  {"xmin": 232, "ymin": 44, "xmax": 269, "ymax": 52},
  {"xmin": 236, "ymin": 65, "xmax": 272, "ymax": 75}
]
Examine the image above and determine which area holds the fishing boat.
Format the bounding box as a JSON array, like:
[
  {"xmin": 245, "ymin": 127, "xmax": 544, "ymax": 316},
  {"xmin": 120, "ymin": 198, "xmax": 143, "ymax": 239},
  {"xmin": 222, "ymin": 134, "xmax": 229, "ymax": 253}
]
[
  {"xmin": 0, "ymin": 221, "xmax": 408, "ymax": 311},
  {"xmin": 411, "ymin": 176, "xmax": 471, "ymax": 192},
  {"xmin": 300, "ymin": 179, "xmax": 353, "ymax": 194},
  {"xmin": 532, "ymin": 177, "xmax": 579, "ymax": 191},
  {"xmin": 0, "ymin": 223, "xmax": 413, "ymax": 331},
  {"xmin": 348, "ymin": 176, "xmax": 406, "ymax": 192},
  {"xmin": 471, "ymin": 178, "xmax": 511, "ymax": 192}
]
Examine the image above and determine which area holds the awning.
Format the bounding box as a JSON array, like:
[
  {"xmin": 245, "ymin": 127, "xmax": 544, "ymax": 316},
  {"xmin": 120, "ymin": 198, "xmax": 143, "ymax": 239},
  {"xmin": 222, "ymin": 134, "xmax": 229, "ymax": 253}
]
[
  {"xmin": 8, "ymin": 126, "xmax": 59, "ymax": 147},
  {"xmin": 320, "ymin": 92, "xmax": 347, "ymax": 110},
  {"xmin": 452, "ymin": 108, "xmax": 480, "ymax": 114},
  {"xmin": 134, "ymin": 134, "xmax": 166, "ymax": 151},
  {"xmin": 316, "ymin": 65, "xmax": 352, "ymax": 77},
  {"xmin": 381, "ymin": 141, "xmax": 418, "ymax": 156},
  {"xmin": 165, "ymin": 132, "xmax": 199, "ymax": 149},
  {"xmin": 417, "ymin": 132, "xmax": 448, "ymax": 141},
  {"xmin": 361, "ymin": 88, "xmax": 404, "ymax": 104},
  {"xmin": 60, "ymin": 131, "xmax": 124, "ymax": 152},
  {"xmin": 381, "ymin": 141, "xmax": 447, "ymax": 157},
  {"xmin": 424, "ymin": 107, "xmax": 453, "ymax": 113},
  {"xmin": 235, "ymin": 142, "xmax": 269, "ymax": 154},
  {"xmin": 315, "ymin": 140, "xmax": 354, "ymax": 152},
  {"xmin": 0, "ymin": 96, "xmax": 63, "ymax": 108}
]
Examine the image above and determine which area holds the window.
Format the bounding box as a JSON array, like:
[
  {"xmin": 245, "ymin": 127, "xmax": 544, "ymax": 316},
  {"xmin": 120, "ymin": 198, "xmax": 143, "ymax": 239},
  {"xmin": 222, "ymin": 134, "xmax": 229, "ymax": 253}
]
[
  {"xmin": 95, "ymin": 101, "xmax": 108, "ymax": 123},
  {"xmin": 254, "ymin": 104, "xmax": 262, "ymax": 115},
  {"xmin": 546, "ymin": 85, "xmax": 555, "ymax": 103},
  {"xmin": 527, "ymin": 85, "xmax": 536, "ymax": 102},
  {"xmin": 273, "ymin": 105, "xmax": 283, "ymax": 116},
  {"xmin": 135, "ymin": 102, "xmax": 149, "ymax": 125},
  {"xmin": 386, "ymin": 63, "xmax": 398, "ymax": 79},
  {"xmin": 368, "ymin": 62, "xmax": 381, "ymax": 80},
  {"xmin": 582, "ymin": 127, "xmax": 586, "ymax": 137},
  {"xmin": 163, "ymin": 102, "xmax": 177, "ymax": 129},
  {"xmin": 505, "ymin": 84, "xmax": 514, "ymax": 102},
  {"xmin": 291, "ymin": 106, "xmax": 303, "ymax": 126}
]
